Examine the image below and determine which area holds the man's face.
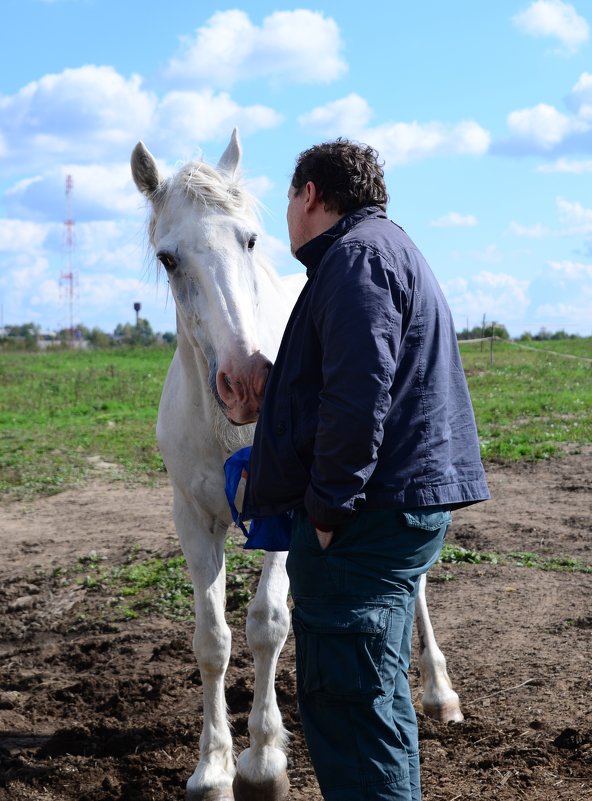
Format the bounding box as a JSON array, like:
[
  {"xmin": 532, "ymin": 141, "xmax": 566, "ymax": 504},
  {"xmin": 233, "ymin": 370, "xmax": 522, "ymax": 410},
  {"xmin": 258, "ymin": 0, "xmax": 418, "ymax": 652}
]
[{"xmin": 286, "ymin": 183, "xmax": 308, "ymax": 256}]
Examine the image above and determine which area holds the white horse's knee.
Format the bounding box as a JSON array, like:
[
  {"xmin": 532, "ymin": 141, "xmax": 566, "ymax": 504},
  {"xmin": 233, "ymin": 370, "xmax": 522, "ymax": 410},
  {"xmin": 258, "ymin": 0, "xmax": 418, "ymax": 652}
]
[
  {"xmin": 193, "ymin": 621, "xmax": 232, "ymax": 676},
  {"xmin": 245, "ymin": 602, "xmax": 289, "ymax": 653}
]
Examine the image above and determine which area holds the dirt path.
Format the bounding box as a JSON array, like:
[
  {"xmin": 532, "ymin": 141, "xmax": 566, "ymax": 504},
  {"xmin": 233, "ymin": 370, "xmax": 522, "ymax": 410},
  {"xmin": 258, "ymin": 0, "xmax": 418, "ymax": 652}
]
[{"xmin": 1, "ymin": 449, "xmax": 591, "ymax": 800}]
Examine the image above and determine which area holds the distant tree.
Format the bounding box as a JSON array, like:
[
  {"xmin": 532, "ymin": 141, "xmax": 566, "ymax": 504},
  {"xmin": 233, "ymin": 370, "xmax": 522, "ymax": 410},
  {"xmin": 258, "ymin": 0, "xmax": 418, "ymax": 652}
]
[
  {"xmin": 490, "ymin": 323, "xmax": 509, "ymax": 340},
  {"xmin": 135, "ymin": 317, "xmax": 155, "ymax": 344},
  {"xmin": 7, "ymin": 322, "xmax": 40, "ymax": 339},
  {"xmin": 457, "ymin": 322, "xmax": 509, "ymax": 340},
  {"xmin": 113, "ymin": 318, "xmax": 156, "ymax": 345},
  {"xmin": 3, "ymin": 322, "xmax": 40, "ymax": 350},
  {"xmin": 162, "ymin": 331, "xmax": 177, "ymax": 346},
  {"xmin": 457, "ymin": 325, "xmax": 485, "ymax": 340},
  {"xmin": 88, "ymin": 327, "xmax": 111, "ymax": 348},
  {"xmin": 519, "ymin": 331, "xmax": 533, "ymax": 341},
  {"xmin": 77, "ymin": 324, "xmax": 91, "ymax": 340}
]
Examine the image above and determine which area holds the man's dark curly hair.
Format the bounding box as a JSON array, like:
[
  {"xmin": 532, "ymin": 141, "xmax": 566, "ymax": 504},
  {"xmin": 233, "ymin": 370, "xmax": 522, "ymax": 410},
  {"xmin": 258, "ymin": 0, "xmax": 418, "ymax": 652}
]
[{"xmin": 291, "ymin": 138, "xmax": 388, "ymax": 214}]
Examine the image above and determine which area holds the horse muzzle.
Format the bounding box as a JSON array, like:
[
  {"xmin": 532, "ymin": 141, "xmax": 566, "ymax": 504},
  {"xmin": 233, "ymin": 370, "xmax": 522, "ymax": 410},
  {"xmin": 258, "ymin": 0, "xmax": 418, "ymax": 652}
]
[{"xmin": 215, "ymin": 353, "xmax": 272, "ymax": 425}]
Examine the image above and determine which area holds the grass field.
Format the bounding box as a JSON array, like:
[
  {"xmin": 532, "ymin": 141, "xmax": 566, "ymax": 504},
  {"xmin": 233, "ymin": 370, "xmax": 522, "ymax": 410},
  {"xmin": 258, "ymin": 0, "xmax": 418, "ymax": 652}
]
[
  {"xmin": 1, "ymin": 338, "xmax": 591, "ymax": 499},
  {"xmin": 459, "ymin": 338, "xmax": 592, "ymax": 460},
  {"xmin": 0, "ymin": 347, "xmax": 168, "ymax": 498}
]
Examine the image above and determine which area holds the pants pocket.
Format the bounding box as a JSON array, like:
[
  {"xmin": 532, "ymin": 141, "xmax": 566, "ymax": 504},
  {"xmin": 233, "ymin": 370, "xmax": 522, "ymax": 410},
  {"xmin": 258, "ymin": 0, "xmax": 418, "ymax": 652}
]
[
  {"xmin": 292, "ymin": 602, "xmax": 390, "ymax": 700},
  {"xmin": 401, "ymin": 507, "xmax": 452, "ymax": 531}
]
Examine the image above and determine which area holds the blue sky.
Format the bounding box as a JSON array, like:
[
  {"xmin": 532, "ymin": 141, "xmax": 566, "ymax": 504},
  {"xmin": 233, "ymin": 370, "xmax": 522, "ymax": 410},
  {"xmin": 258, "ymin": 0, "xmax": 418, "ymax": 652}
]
[{"xmin": 1, "ymin": 0, "xmax": 592, "ymax": 337}]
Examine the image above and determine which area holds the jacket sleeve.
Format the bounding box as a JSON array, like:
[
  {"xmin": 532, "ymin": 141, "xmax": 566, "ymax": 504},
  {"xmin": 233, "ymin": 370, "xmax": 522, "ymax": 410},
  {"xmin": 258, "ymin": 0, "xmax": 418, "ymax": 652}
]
[{"xmin": 303, "ymin": 242, "xmax": 405, "ymax": 528}]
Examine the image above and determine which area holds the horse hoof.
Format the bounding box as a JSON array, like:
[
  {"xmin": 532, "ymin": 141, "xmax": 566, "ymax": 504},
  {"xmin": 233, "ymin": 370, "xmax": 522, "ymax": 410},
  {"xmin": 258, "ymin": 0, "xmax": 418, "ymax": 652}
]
[
  {"xmin": 233, "ymin": 772, "xmax": 290, "ymax": 801},
  {"xmin": 186, "ymin": 783, "xmax": 234, "ymax": 801},
  {"xmin": 422, "ymin": 700, "xmax": 464, "ymax": 723}
]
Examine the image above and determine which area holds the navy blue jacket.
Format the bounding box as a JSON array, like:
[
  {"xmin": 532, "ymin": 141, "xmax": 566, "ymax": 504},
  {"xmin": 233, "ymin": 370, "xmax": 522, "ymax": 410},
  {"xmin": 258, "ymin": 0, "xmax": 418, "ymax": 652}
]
[{"xmin": 245, "ymin": 207, "xmax": 489, "ymax": 529}]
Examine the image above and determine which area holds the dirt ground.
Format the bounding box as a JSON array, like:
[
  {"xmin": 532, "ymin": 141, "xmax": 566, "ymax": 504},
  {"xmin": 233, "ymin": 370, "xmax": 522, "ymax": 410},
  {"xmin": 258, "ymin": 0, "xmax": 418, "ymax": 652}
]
[{"xmin": 1, "ymin": 447, "xmax": 591, "ymax": 801}]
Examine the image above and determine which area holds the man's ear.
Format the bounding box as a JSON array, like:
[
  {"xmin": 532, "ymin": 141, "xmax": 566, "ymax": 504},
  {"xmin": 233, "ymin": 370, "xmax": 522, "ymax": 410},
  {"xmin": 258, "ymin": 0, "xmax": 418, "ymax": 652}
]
[{"xmin": 303, "ymin": 181, "xmax": 320, "ymax": 212}]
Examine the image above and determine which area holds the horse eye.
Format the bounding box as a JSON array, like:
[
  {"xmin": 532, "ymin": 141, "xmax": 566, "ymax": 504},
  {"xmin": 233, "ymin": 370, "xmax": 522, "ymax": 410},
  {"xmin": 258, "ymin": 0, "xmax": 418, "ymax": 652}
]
[
  {"xmin": 157, "ymin": 251, "xmax": 176, "ymax": 271},
  {"xmin": 247, "ymin": 234, "xmax": 257, "ymax": 251}
]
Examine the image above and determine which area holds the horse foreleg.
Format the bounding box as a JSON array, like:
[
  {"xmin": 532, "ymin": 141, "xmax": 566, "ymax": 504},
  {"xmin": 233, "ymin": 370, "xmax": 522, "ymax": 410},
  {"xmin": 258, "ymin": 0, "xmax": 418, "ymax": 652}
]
[
  {"xmin": 415, "ymin": 573, "xmax": 464, "ymax": 723},
  {"xmin": 175, "ymin": 495, "xmax": 235, "ymax": 801},
  {"xmin": 233, "ymin": 550, "xmax": 291, "ymax": 801}
]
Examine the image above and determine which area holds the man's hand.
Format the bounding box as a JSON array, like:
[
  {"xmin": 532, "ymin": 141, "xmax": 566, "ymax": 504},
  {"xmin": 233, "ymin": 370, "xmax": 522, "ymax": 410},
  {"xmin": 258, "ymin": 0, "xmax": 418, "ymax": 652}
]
[{"xmin": 315, "ymin": 528, "xmax": 334, "ymax": 550}]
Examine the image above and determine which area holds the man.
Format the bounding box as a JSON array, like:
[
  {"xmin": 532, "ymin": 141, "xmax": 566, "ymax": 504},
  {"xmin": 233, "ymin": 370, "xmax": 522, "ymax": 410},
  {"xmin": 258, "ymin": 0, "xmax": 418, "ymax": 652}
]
[{"xmin": 243, "ymin": 139, "xmax": 489, "ymax": 801}]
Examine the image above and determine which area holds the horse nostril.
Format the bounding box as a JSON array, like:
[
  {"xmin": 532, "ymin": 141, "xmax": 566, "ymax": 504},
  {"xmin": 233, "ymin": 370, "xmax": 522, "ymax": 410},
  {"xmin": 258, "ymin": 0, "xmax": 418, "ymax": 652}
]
[{"xmin": 222, "ymin": 374, "xmax": 242, "ymax": 398}]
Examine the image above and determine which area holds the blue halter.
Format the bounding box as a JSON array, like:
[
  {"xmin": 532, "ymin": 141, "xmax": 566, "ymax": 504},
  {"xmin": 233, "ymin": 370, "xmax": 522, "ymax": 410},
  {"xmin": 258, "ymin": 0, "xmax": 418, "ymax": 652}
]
[{"xmin": 224, "ymin": 447, "xmax": 292, "ymax": 551}]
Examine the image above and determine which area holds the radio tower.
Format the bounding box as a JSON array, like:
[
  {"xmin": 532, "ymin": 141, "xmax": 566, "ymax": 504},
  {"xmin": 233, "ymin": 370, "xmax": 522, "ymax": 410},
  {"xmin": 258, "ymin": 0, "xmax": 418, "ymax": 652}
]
[{"xmin": 61, "ymin": 174, "xmax": 78, "ymax": 342}]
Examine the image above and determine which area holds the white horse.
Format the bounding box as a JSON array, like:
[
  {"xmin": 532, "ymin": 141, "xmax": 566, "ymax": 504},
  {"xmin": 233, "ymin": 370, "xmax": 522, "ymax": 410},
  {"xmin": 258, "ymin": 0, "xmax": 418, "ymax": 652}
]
[{"xmin": 131, "ymin": 129, "xmax": 462, "ymax": 801}]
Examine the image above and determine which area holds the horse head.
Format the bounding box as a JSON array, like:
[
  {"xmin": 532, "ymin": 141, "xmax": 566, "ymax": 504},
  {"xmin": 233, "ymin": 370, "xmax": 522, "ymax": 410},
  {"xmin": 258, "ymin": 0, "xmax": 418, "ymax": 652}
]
[{"xmin": 131, "ymin": 129, "xmax": 277, "ymax": 425}]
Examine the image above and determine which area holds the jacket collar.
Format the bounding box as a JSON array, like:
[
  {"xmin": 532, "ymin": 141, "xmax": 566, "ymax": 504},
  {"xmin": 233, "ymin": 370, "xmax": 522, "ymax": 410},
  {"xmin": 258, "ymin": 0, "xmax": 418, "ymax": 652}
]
[{"xmin": 295, "ymin": 206, "xmax": 386, "ymax": 277}]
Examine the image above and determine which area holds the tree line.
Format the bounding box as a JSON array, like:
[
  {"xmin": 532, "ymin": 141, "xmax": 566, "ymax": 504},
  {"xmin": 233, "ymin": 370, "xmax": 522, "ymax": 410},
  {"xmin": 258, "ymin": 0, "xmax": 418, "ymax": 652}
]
[
  {"xmin": 0, "ymin": 320, "xmax": 176, "ymax": 350},
  {"xmin": 456, "ymin": 323, "xmax": 584, "ymax": 342},
  {"xmin": 1, "ymin": 320, "xmax": 586, "ymax": 352}
]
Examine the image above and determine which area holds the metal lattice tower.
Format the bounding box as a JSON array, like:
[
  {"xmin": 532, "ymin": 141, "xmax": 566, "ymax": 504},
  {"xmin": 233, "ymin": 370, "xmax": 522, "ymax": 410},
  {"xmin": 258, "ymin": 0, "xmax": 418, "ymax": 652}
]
[{"xmin": 60, "ymin": 174, "xmax": 78, "ymax": 340}]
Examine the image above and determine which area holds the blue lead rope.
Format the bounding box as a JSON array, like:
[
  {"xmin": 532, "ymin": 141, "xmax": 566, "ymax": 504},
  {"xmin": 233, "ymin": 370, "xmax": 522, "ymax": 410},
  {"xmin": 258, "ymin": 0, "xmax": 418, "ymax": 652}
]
[{"xmin": 224, "ymin": 446, "xmax": 292, "ymax": 551}]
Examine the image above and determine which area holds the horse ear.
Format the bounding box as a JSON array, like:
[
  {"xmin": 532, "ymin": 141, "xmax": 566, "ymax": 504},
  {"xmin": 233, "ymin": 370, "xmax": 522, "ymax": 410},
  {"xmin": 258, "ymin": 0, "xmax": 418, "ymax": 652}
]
[
  {"xmin": 217, "ymin": 128, "xmax": 242, "ymax": 178},
  {"xmin": 131, "ymin": 141, "xmax": 161, "ymax": 197}
]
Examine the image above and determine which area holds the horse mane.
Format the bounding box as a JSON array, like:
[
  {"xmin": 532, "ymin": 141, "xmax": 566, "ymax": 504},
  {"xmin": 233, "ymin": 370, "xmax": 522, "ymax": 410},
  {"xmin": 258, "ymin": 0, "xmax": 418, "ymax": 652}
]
[
  {"xmin": 148, "ymin": 159, "xmax": 283, "ymax": 289},
  {"xmin": 148, "ymin": 160, "xmax": 259, "ymax": 228},
  {"xmin": 180, "ymin": 162, "xmax": 254, "ymax": 217}
]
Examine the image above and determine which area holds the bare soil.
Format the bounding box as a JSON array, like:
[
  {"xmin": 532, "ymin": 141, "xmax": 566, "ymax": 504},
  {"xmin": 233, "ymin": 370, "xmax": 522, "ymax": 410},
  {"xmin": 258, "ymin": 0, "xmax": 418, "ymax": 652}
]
[{"xmin": 1, "ymin": 448, "xmax": 591, "ymax": 801}]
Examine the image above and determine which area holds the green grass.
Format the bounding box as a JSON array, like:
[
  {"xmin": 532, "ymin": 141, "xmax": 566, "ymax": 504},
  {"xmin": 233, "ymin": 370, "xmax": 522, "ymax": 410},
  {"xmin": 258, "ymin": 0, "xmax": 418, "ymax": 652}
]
[
  {"xmin": 55, "ymin": 536, "xmax": 263, "ymax": 623},
  {"xmin": 459, "ymin": 338, "xmax": 592, "ymax": 460},
  {"xmin": 1, "ymin": 338, "xmax": 591, "ymax": 498},
  {"xmin": 0, "ymin": 346, "xmax": 170, "ymax": 497},
  {"xmin": 439, "ymin": 543, "xmax": 591, "ymax": 574},
  {"xmin": 52, "ymin": 537, "xmax": 590, "ymax": 627}
]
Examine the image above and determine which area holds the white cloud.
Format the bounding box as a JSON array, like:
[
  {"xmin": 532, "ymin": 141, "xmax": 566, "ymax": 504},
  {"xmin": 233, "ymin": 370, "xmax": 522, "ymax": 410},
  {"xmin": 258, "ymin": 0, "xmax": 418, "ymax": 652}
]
[
  {"xmin": 244, "ymin": 175, "xmax": 274, "ymax": 200},
  {"xmin": 443, "ymin": 271, "xmax": 530, "ymax": 325},
  {"xmin": 512, "ymin": 0, "xmax": 589, "ymax": 54},
  {"xmin": 498, "ymin": 72, "xmax": 592, "ymax": 156},
  {"xmin": 0, "ymin": 241, "xmax": 170, "ymax": 332},
  {"xmin": 299, "ymin": 94, "xmax": 373, "ymax": 135},
  {"xmin": 299, "ymin": 95, "xmax": 490, "ymax": 165},
  {"xmin": 0, "ymin": 66, "xmax": 156, "ymax": 172},
  {"xmin": 75, "ymin": 223, "xmax": 142, "ymax": 272},
  {"xmin": 529, "ymin": 259, "xmax": 592, "ymax": 330},
  {"xmin": 78, "ymin": 273, "xmax": 147, "ymax": 307},
  {"xmin": 0, "ymin": 252, "xmax": 56, "ymax": 326},
  {"xmin": 155, "ymin": 90, "xmax": 282, "ymax": 154},
  {"xmin": 508, "ymin": 221, "xmax": 548, "ymax": 237},
  {"xmin": 431, "ymin": 212, "xmax": 478, "ymax": 228},
  {"xmin": 472, "ymin": 244, "xmax": 502, "ymax": 263},
  {"xmin": 537, "ymin": 157, "xmax": 592, "ymax": 172},
  {"xmin": 548, "ymin": 259, "xmax": 592, "ymax": 279},
  {"xmin": 534, "ymin": 300, "xmax": 592, "ymax": 325},
  {"xmin": 0, "ymin": 66, "xmax": 283, "ymax": 178},
  {"xmin": 506, "ymin": 103, "xmax": 585, "ymax": 149},
  {"xmin": 567, "ymin": 71, "xmax": 592, "ymax": 114},
  {"xmin": 0, "ymin": 218, "xmax": 51, "ymax": 250},
  {"xmin": 5, "ymin": 164, "xmax": 141, "ymax": 223},
  {"xmin": 556, "ymin": 196, "xmax": 592, "ymax": 233},
  {"xmin": 357, "ymin": 120, "xmax": 490, "ymax": 165},
  {"xmin": 163, "ymin": 9, "xmax": 347, "ymax": 89},
  {"xmin": 258, "ymin": 232, "xmax": 293, "ymax": 275}
]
